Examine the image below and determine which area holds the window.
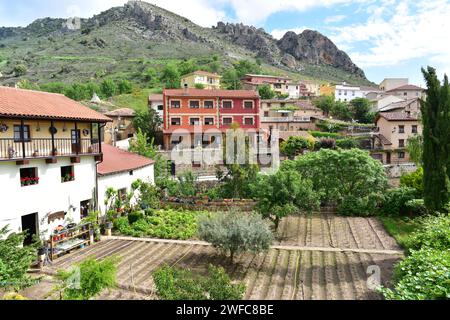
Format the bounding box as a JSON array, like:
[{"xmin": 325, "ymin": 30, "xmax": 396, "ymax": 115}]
[
  {"xmin": 171, "ymin": 118, "xmax": 181, "ymax": 126},
  {"xmin": 264, "ymin": 111, "xmax": 269, "ymax": 117},
  {"xmin": 399, "ymin": 139, "xmax": 405, "ymax": 148},
  {"xmin": 157, "ymin": 105, "xmax": 163, "ymax": 111},
  {"xmin": 204, "ymin": 117, "xmax": 214, "ymax": 125},
  {"xmin": 281, "ymin": 113, "xmax": 289, "ymax": 117},
  {"xmin": 398, "ymin": 152, "xmax": 405, "ymax": 159},
  {"xmin": 244, "ymin": 101, "xmax": 254, "ymax": 109},
  {"xmin": 338, "ymin": 90, "xmax": 342, "ymax": 95},
  {"xmin": 222, "ymin": 117, "xmax": 233, "ymax": 125},
  {"xmin": 344, "ymin": 91, "xmax": 347, "ymax": 96},
  {"xmin": 170, "ymin": 100, "xmax": 181, "ymax": 108},
  {"xmin": 61, "ymin": 165, "xmax": 74, "ymax": 183},
  {"xmin": 189, "ymin": 100, "xmax": 200, "ymax": 109},
  {"xmin": 222, "ymin": 100, "xmax": 233, "ymax": 109},
  {"xmin": 204, "ymin": 100, "xmax": 214, "ymax": 109},
  {"xmin": 398, "ymin": 125, "xmax": 405, "ymax": 133},
  {"xmin": 20, "ymin": 168, "xmax": 38, "ymax": 187},
  {"xmin": 244, "ymin": 117, "xmax": 254, "ymax": 125},
  {"xmin": 190, "ymin": 118, "xmax": 200, "ymax": 125},
  {"xmin": 14, "ymin": 125, "xmax": 31, "ymax": 142},
  {"xmin": 404, "ymin": 92, "xmax": 407, "ymax": 96},
  {"xmin": 412, "ymin": 125, "xmax": 418, "ymax": 134}
]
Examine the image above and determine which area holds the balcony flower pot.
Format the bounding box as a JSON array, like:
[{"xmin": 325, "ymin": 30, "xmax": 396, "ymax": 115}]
[
  {"xmin": 32, "ymin": 150, "xmax": 39, "ymax": 157},
  {"xmin": 88, "ymin": 146, "xmax": 93, "ymax": 153}
]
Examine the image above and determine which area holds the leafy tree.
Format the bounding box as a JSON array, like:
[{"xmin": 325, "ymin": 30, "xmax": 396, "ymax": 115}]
[
  {"xmin": 13, "ymin": 64, "xmax": 27, "ymax": 76},
  {"xmin": 421, "ymin": 67, "xmax": 450, "ymax": 211},
  {"xmin": 336, "ymin": 138, "xmax": 360, "ymax": 149},
  {"xmin": 198, "ymin": 211, "xmax": 273, "ymax": 263},
  {"xmin": 258, "ymin": 84, "xmax": 276, "ymax": 99},
  {"xmin": 349, "ymin": 98, "xmax": 375, "ymax": 123},
  {"xmin": 100, "ymin": 78, "xmax": 117, "ymax": 98},
  {"xmin": 407, "ymin": 135, "xmax": 423, "ymax": 167},
  {"xmin": 117, "ymin": 79, "xmax": 133, "ymax": 94},
  {"xmin": 40, "ymin": 82, "xmax": 67, "ymax": 94},
  {"xmin": 64, "ymin": 83, "xmax": 91, "ymax": 101},
  {"xmin": 233, "ymin": 59, "xmax": 261, "ymax": 78},
  {"xmin": 143, "ymin": 67, "xmax": 159, "ymax": 87},
  {"xmin": 313, "ymin": 95, "xmax": 335, "ymax": 116},
  {"xmin": 55, "ymin": 257, "xmax": 118, "ymax": 300},
  {"xmin": 400, "ymin": 168, "xmax": 424, "ymax": 196},
  {"xmin": 132, "ymin": 109, "xmax": 162, "ymax": 141},
  {"xmin": 218, "ymin": 163, "xmax": 259, "ymax": 199},
  {"xmin": 178, "ymin": 59, "xmax": 198, "ymax": 76},
  {"xmin": 222, "ymin": 68, "xmax": 241, "ymax": 90},
  {"xmin": 280, "ymin": 136, "xmax": 314, "ymax": 159},
  {"xmin": 0, "ymin": 226, "xmax": 37, "ymax": 292},
  {"xmin": 176, "ymin": 171, "xmax": 197, "ymax": 197},
  {"xmin": 153, "ymin": 264, "xmax": 245, "ymax": 300},
  {"xmin": 160, "ymin": 63, "xmax": 181, "ymax": 89},
  {"xmin": 251, "ymin": 170, "xmax": 320, "ymax": 230},
  {"xmin": 331, "ymin": 101, "xmax": 352, "ymax": 121},
  {"xmin": 16, "ymin": 79, "xmax": 40, "ymax": 90},
  {"xmin": 283, "ymin": 148, "xmax": 388, "ymax": 214}
]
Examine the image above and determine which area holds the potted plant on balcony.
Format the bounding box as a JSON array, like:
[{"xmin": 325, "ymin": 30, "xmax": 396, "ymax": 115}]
[
  {"xmin": 20, "ymin": 177, "xmax": 29, "ymax": 187},
  {"xmin": 29, "ymin": 177, "xmax": 39, "ymax": 185},
  {"xmin": 32, "ymin": 149, "xmax": 39, "ymax": 157}
]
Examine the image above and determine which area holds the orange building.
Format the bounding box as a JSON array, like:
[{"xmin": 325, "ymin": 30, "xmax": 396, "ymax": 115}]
[{"xmin": 162, "ymin": 88, "xmax": 260, "ymax": 150}]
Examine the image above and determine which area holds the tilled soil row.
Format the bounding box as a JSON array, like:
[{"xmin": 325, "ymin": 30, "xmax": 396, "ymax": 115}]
[
  {"xmin": 42, "ymin": 239, "xmax": 401, "ymax": 300},
  {"xmin": 277, "ymin": 214, "xmax": 401, "ymax": 251}
]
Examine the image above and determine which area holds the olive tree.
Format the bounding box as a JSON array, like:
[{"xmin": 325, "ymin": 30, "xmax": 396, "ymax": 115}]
[
  {"xmin": 198, "ymin": 211, "xmax": 273, "ymax": 263},
  {"xmin": 251, "ymin": 169, "xmax": 320, "ymax": 230}
]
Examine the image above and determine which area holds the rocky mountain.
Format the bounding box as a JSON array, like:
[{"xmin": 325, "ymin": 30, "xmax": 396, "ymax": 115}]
[{"xmin": 0, "ymin": 1, "xmax": 369, "ymax": 86}]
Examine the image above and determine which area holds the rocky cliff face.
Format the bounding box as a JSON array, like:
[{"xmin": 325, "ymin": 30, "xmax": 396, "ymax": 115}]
[{"xmin": 278, "ymin": 30, "xmax": 365, "ymax": 78}]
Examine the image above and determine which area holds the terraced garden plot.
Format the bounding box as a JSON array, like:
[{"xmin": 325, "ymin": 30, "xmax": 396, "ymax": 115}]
[
  {"xmin": 41, "ymin": 238, "xmax": 402, "ymax": 300},
  {"xmin": 276, "ymin": 214, "xmax": 401, "ymax": 251}
]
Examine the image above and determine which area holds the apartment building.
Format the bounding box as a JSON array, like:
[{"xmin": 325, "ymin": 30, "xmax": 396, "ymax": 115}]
[
  {"xmin": 372, "ymin": 112, "xmax": 421, "ymax": 165},
  {"xmin": 181, "ymin": 71, "xmax": 221, "ymax": 90},
  {"xmin": 162, "ymin": 88, "xmax": 260, "ymax": 150},
  {"xmin": 0, "ymin": 86, "xmax": 111, "ymax": 242},
  {"xmin": 148, "ymin": 94, "xmax": 164, "ymax": 120},
  {"xmin": 334, "ymin": 84, "xmax": 364, "ymax": 102}
]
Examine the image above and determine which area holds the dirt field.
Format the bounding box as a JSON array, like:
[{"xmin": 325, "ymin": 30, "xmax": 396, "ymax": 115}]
[{"xmin": 22, "ymin": 214, "xmax": 403, "ymax": 300}]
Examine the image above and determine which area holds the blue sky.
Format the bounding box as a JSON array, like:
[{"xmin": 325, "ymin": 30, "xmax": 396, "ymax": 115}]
[{"xmin": 1, "ymin": 0, "xmax": 450, "ymax": 86}]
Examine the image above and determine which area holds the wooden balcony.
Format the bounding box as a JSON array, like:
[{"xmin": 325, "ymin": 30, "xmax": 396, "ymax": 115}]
[{"xmin": 0, "ymin": 138, "xmax": 101, "ymax": 163}]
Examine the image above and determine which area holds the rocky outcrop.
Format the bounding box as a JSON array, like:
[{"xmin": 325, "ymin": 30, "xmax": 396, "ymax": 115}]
[{"xmin": 278, "ymin": 30, "xmax": 366, "ymax": 78}]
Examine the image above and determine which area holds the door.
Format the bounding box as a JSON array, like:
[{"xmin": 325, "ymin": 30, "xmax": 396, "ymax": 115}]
[
  {"xmin": 21, "ymin": 213, "xmax": 38, "ymax": 246},
  {"xmin": 386, "ymin": 152, "xmax": 391, "ymax": 164},
  {"xmin": 71, "ymin": 129, "xmax": 81, "ymax": 154}
]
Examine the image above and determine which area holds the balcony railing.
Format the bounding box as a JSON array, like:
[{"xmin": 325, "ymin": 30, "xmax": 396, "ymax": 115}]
[
  {"xmin": 262, "ymin": 116, "xmax": 311, "ymax": 123},
  {"xmin": 0, "ymin": 138, "xmax": 100, "ymax": 160}
]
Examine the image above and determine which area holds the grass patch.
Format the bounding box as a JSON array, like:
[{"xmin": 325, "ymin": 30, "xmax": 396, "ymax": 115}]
[
  {"xmin": 379, "ymin": 216, "xmax": 421, "ymax": 249},
  {"xmin": 111, "ymin": 88, "xmax": 161, "ymax": 111}
]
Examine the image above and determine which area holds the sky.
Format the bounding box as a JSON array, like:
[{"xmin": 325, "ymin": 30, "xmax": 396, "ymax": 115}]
[{"xmin": 1, "ymin": 0, "xmax": 450, "ymax": 86}]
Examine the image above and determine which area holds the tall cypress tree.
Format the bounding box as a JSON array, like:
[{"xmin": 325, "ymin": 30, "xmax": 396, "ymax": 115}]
[{"xmin": 420, "ymin": 67, "xmax": 450, "ymax": 211}]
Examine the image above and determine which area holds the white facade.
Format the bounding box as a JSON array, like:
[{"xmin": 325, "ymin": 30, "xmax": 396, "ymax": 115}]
[
  {"xmin": 371, "ymin": 95, "xmax": 405, "ymax": 111},
  {"xmin": 149, "ymin": 97, "xmax": 164, "ymax": 120},
  {"xmin": 0, "ymin": 156, "xmax": 97, "ymax": 239},
  {"xmin": 335, "ymin": 85, "xmax": 364, "ymax": 102},
  {"xmin": 284, "ymin": 83, "xmax": 300, "ymax": 99},
  {"xmin": 97, "ymin": 164, "xmax": 155, "ymax": 215}
]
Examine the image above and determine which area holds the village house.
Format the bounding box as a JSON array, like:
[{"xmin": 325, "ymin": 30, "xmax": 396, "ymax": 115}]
[
  {"xmin": 148, "ymin": 94, "xmax": 164, "ymax": 120},
  {"xmin": 241, "ymin": 74, "xmax": 291, "ymax": 96},
  {"xmin": 180, "ymin": 71, "xmax": 221, "ymax": 90},
  {"xmin": 371, "ymin": 112, "xmax": 422, "ymax": 165},
  {"xmin": 379, "ymin": 78, "xmax": 409, "ymax": 91},
  {"xmin": 97, "ymin": 144, "xmax": 155, "ymax": 215},
  {"xmin": 103, "ymin": 108, "xmax": 136, "ymax": 146},
  {"xmin": 162, "ymin": 88, "xmax": 260, "ymax": 151},
  {"xmin": 334, "ymin": 83, "xmax": 364, "ymax": 102},
  {"xmin": 369, "ymin": 94, "xmax": 405, "ymax": 111},
  {"xmin": 379, "ymin": 98, "xmax": 421, "ymax": 116},
  {"xmin": 0, "ymin": 86, "xmax": 111, "ymax": 242},
  {"xmin": 260, "ymin": 99, "xmax": 324, "ymax": 135},
  {"xmin": 386, "ymin": 84, "xmax": 425, "ymax": 100}
]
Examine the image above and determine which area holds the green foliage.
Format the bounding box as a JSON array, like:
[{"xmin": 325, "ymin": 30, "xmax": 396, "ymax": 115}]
[
  {"xmin": 100, "ymin": 78, "xmax": 117, "ymax": 97},
  {"xmin": 318, "ymin": 138, "xmax": 336, "ymax": 149},
  {"xmin": 380, "ymin": 187, "xmax": 417, "ymax": 216},
  {"xmin": 0, "ymin": 226, "xmax": 37, "ymax": 291},
  {"xmin": 194, "ymin": 83, "xmax": 205, "ymax": 89},
  {"xmin": 283, "ymin": 148, "xmax": 388, "ymax": 215},
  {"xmin": 117, "ymin": 79, "xmax": 133, "ymax": 94},
  {"xmin": 331, "ymin": 100, "xmax": 352, "ymax": 121},
  {"xmin": 420, "ymin": 67, "xmax": 450, "ymax": 212},
  {"xmin": 336, "ymin": 138, "xmax": 360, "ymax": 149},
  {"xmin": 405, "ymin": 199, "xmax": 427, "ymax": 216},
  {"xmin": 160, "ymin": 63, "xmax": 181, "ymax": 89},
  {"xmin": 400, "ymin": 168, "xmax": 424, "ymax": 196},
  {"xmin": 198, "ymin": 211, "xmax": 273, "ymax": 263},
  {"xmin": 379, "ymin": 216, "xmax": 421, "ymax": 249},
  {"xmin": 233, "ymin": 59, "xmax": 261, "ymax": 78},
  {"xmin": 406, "ymin": 213, "xmax": 450, "ymax": 251},
  {"xmin": 407, "ymin": 135, "xmax": 423, "ymax": 167},
  {"xmin": 315, "ymin": 120, "xmax": 345, "ymax": 133},
  {"xmin": 313, "ymin": 95, "xmax": 334, "ymax": 114},
  {"xmin": 153, "ymin": 264, "xmax": 245, "ymax": 300},
  {"xmin": 337, "ymin": 193, "xmax": 383, "ymax": 217},
  {"xmin": 13, "ymin": 64, "xmax": 27, "ymax": 76},
  {"xmin": 114, "ymin": 209, "xmax": 206, "ymax": 240},
  {"xmin": 309, "ymin": 131, "xmax": 343, "ymax": 139},
  {"xmin": 251, "ymin": 170, "xmax": 320, "ymax": 230},
  {"xmin": 221, "ymin": 68, "xmax": 241, "ymax": 90},
  {"xmin": 132, "ymin": 179, "xmax": 161, "ymax": 211},
  {"xmin": 176, "ymin": 171, "xmax": 197, "ymax": 198},
  {"xmin": 178, "ymin": 59, "xmax": 199, "ymax": 76},
  {"xmin": 349, "ymin": 98, "xmax": 376, "ymax": 124},
  {"xmin": 128, "ymin": 211, "xmax": 145, "ymax": 224},
  {"xmin": 56, "ymin": 257, "xmax": 118, "ymax": 300},
  {"xmin": 143, "ymin": 67, "xmax": 159, "ymax": 87},
  {"xmin": 280, "ymin": 136, "xmax": 314, "ymax": 158},
  {"xmin": 218, "ymin": 163, "xmax": 259, "ymax": 199},
  {"xmin": 381, "ymin": 248, "xmax": 450, "ymax": 300},
  {"xmin": 258, "ymin": 84, "xmax": 276, "ymax": 99},
  {"xmin": 132, "ymin": 109, "xmax": 162, "ymax": 141}
]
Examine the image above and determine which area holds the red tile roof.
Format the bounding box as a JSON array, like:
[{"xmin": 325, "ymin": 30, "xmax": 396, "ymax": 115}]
[
  {"xmin": 148, "ymin": 94, "xmax": 163, "ymax": 102},
  {"xmin": 377, "ymin": 112, "xmax": 418, "ymax": 121},
  {"xmin": 387, "ymin": 84, "xmax": 424, "ymax": 92},
  {"xmin": 0, "ymin": 86, "xmax": 111, "ymax": 122},
  {"xmin": 164, "ymin": 88, "xmax": 259, "ymax": 98},
  {"xmin": 97, "ymin": 144, "xmax": 155, "ymax": 176}
]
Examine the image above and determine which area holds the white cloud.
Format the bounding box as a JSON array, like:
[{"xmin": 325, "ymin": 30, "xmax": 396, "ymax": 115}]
[
  {"xmin": 270, "ymin": 27, "xmax": 308, "ymax": 40},
  {"xmin": 324, "ymin": 15, "xmax": 346, "ymax": 23},
  {"xmin": 329, "ymin": 0, "xmax": 450, "ymax": 77}
]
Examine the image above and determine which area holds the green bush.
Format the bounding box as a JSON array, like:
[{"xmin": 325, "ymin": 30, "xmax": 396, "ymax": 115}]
[
  {"xmin": 309, "ymin": 131, "xmax": 343, "ymax": 139},
  {"xmin": 198, "ymin": 211, "xmax": 273, "ymax": 263},
  {"xmin": 56, "ymin": 257, "xmax": 118, "ymax": 300},
  {"xmin": 405, "ymin": 199, "xmax": 427, "ymax": 216},
  {"xmin": 336, "ymin": 138, "xmax": 360, "ymax": 149},
  {"xmin": 406, "ymin": 213, "xmax": 450, "ymax": 251},
  {"xmin": 381, "ymin": 248, "xmax": 450, "ymax": 300},
  {"xmin": 380, "ymin": 187, "xmax": 417, "ymax": 216},
  {"xmin": 400, "ymin": 168, "xmax": 424, "ymax": 196},
  {"xmin": 337, "ymin": 193, "xmax": 383, "ymax": 217},
  {"xmin": 128, "ymin": 211, "xmax": 145, "ymax": 224},
  {"xmin": 153, "ymin": 264, "xmax": 245, "ymax": 300}
]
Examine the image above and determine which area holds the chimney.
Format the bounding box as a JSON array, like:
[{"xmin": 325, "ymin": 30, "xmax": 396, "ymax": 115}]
[{"xmin": 183, "ymin": 83, "xmax": 188, "ymax": 95}]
